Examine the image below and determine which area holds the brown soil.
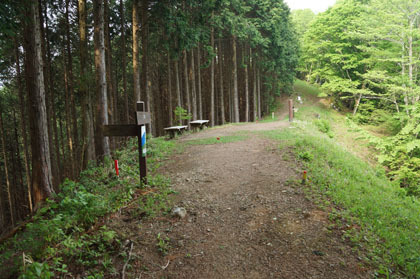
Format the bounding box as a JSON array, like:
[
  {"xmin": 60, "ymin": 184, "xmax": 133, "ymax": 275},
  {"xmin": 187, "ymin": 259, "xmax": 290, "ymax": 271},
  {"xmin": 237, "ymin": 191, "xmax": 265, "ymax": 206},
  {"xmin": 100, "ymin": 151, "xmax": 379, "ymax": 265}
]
[{"xmin": 108, "ymin": 99, "xmax": 373, "ymax": 279}]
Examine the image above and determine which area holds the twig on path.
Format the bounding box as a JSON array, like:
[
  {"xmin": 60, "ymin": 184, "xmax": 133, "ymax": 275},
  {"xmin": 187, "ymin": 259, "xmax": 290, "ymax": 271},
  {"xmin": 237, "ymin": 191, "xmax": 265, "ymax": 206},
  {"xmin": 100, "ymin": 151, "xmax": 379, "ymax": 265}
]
[
  {"xmin": 122, "ymin": 240, "xmax": 134, "ymax": 279},
  {"xmin": 162, "ymin": 259, "xmax": 170, "ymax": 270}
]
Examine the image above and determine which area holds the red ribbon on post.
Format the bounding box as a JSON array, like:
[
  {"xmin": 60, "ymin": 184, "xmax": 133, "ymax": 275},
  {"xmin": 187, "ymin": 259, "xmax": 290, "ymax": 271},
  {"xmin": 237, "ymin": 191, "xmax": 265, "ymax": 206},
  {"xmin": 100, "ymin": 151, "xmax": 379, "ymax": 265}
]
[
  {"xmin": 114, "ymin": 160, "xmax": 119, "ymax": 177},
  {"xmin": 302, "ymin": 170, "xmax": 307, "ymax": 184}
]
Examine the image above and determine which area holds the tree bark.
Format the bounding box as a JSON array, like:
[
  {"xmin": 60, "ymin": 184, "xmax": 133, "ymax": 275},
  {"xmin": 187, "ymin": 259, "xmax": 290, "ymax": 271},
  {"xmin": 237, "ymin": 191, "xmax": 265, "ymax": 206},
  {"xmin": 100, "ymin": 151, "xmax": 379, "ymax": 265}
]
[
  {"xmin": 132, "ymin": 0, "xmax": 141, "ymax": 103},
  {"xmin": 168, "ymin": 53, "xmax": 173, "ymax": 126},
  {"xmin": 79, "ymin": 0, "xmax": 96, "ymax": 168},
  {"xmin": 252, "ymin": 50, "xmax": 257, "ymax": 121},
  {"xmin": 63, "ymin": 43, "xmax": 75, "ymax": 179},
  {"xmin": 232, "ymin": 36, "xmax": 239, "ymax": 123},
  {"xmin": 65, "ymin": 0, "xmax": 79, "ymax": 173},
  {"xmin": 175, "ymin": 59, "xmax": 182, "ymax": 125},
  {"xmin": 210, "ymin": 28, "xmax": 215, "ymax": 126},
  {"xmin": 94, "ymin": 0, "xmax": 110, "ymax": 161},
  {"xmin": 104, "ymin": 0, "xmax": 115, "ymax": 124},
  {"xmin": 197, "ymin": 44, "xmax": 203, "ymax": 120},
  {"xmin": 14, "ymin": 40, "xmax": 33, "ymax": 213},
  {"xmin": 183, "ymin": 50, "xmax": 191, "ymax": 118},
  {"xmin": 141, "ymin": 0, "xmax": 153, "ymax": 134},
  {"xmin": 191, "ymin": 50, "xmax": 197, "ymax": 120},
  {"xmin": 257, "ymin": 66, "xmax": 261, "ymax": 119},
  {"xmin": 23, "ymin": 0, "xmax": 54, "ymax": 208},
  {"xmin": 400, "ymin": 37, "xmax": 410, "ymax": 116},
  {"xmin": 38, "ymin": 0, "xmax": 59, "ymax": 190},
  {"xmin": 0, "ymin": 111, "xmax": 15, "ymax": 226},
  {"xmin": 244, "ymin": 46, "xmax": 249, "ymax": 122},
  {"xmin": 120, "ymin": 0, "xmax": 129, "ymax": 124},
  {"xmin": 12, "ymin": 110, "xmax": 24, "ymax": 220},
  {"xmin": 218, "ymin": 38, "xmax": 225, "ymax": 125},
  {"xmin": 43, "ymin": 4, "xmax": 61, "ymax": 183}
]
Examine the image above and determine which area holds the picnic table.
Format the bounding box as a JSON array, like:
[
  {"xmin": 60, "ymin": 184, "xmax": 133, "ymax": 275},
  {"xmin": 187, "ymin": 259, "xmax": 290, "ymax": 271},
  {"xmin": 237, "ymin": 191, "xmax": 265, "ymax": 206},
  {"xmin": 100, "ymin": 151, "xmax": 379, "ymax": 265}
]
[
  {"xmin": 190, "ymin": 120, "xmax": 209, "ymax": 131},
  {"xmin": 164, "ymin": 125, "xmax": 188, "ymax": 139}
]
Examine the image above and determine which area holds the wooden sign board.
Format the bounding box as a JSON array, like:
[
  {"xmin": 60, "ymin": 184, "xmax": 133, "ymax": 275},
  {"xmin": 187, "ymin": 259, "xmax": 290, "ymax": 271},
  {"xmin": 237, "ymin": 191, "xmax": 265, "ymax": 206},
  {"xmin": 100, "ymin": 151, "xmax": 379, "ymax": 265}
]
[
  {"xmin": 103, "ymin": 101, "xmax": 151, "ymax": 185},
  {"xmin": 103, "ymin": 124, "xmax": 138, "ymax": 137},
  {"xmin": 136, "ymin": 112, "xmax": 151, "ymax": 125}
]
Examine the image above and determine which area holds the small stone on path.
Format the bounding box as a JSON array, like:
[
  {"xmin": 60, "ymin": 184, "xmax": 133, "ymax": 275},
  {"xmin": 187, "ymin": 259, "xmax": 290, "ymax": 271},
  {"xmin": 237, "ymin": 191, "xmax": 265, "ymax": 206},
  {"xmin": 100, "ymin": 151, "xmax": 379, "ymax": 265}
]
[{"xmin": 172, "ymin": 207, "xmax": 187, "ymax": 218}]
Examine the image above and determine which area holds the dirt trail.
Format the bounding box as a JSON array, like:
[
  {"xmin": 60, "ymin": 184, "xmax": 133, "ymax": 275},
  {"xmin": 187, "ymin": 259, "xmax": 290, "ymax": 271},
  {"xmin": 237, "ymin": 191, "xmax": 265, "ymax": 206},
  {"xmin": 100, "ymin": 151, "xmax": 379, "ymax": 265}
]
[{"xmin": 112, "ymin": 99, "xmax": 371, "ymax": 278}]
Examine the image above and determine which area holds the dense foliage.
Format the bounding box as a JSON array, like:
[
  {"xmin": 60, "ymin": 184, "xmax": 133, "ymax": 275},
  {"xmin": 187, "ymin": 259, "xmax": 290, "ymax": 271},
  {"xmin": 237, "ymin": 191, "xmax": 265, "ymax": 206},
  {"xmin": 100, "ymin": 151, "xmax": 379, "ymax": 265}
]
[{"xmin": 294, "ymin": 0, "xmax": 420, "ymax": 196}]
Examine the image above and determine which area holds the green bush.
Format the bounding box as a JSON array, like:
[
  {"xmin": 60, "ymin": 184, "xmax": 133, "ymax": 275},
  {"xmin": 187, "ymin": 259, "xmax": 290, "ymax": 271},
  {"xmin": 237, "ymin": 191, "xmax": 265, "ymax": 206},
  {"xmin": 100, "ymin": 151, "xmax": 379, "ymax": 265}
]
[{"xmin": 314, "ymin": 119, "xmax": 334, "ymax": 138}]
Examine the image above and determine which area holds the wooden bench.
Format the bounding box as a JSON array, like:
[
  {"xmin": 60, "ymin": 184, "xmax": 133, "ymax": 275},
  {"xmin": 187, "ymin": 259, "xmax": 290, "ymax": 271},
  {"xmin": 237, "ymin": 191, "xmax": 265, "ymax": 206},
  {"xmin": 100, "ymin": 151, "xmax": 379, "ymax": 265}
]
[
  {"xmin": 189, "ymin": 120, "xmax": 209, "ymax": 131},
  {"xmin": 164, "ymin": 125, "xmax": 188, "ymax": 139}
]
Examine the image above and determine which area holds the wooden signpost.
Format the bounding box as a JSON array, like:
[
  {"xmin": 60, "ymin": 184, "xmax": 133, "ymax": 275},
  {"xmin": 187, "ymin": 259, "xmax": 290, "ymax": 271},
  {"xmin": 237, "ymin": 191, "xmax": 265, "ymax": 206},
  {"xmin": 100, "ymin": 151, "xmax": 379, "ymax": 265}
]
[
  {"xmin": 103, "ymin": 101, "xmax": 151, "ymax": 185},
  {"xmin": 288, "ymin": 99, "xmax": 293, "ymax": 122}
]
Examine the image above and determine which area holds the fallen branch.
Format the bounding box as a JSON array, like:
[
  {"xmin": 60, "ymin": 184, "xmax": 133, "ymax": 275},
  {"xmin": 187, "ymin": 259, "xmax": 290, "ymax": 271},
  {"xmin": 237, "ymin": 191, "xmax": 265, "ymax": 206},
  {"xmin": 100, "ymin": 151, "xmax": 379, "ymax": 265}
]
[
  {"xmin": 161, "ymin": 259, "xmax": 170, "ymax": 270},
  {"xmin": 122, "ymin": 241, "xmax": 134, "ymax": 279}
]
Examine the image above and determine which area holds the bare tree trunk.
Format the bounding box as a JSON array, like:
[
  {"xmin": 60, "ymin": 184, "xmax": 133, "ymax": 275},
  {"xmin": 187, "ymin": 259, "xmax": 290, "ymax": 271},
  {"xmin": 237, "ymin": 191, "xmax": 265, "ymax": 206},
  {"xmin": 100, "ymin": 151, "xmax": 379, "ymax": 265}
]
[
  {"xmin": 79, "ymin": 0, "xmax": 96, "ymax": 168},
  {"xmin": 14, "ymin": 40, "xmax": 33, "ymax": 213},
  {"xmin": 0, "ymin": 111, "xmax": 15, "ymax": 226},
  {"xmin": 65, "ymin": 0, "xmax": 79, "ymax": 174},
  {"xmin": 218, "ymin": 38, "xmax": 225, "ymax": 125},
  {"xmin": 104, "ymin": 0, "xmax": 116, "ymax": 151},
  {"xmin": 63, "ymin": 44, "xmax": 75, "ymax": 179},
  {"xmin": 183, "ymin": 50, "xmax": 191, "ymax": 118},
  {"xmin": 191, "ymin": 50, "xmax": 197, "ymax": 120},
  {"xmin": 252, "ymin": 50, "xmax": 257, "ymax": 122},
  {"xmin": 197, "ymin": 44, "xmax": 203, "ymax": 119},
  {"xmin": 168, "ymin": 53, "xmax": 173, "ymax": 126},
  {"xmin": 175, "ymin": 60, "xmax": 182, "ymax": 125},
  {"xmin": 257, "ymin": 67, "xmax": 261, "ymax": 119},
  {"xmin": 38, "ymin": 1, "xmax": 58, "ymax": 190},
  {"xmin": 232, "ymin": 36, "xmax": 239, "ymax": 123},
  {"xmin": 244, "ymin": 46, "xmax": 249, "ymax": 122},
  {"xmin": 132, "ymin": 0, "xmax": 141, "ymax": 103},
  {"xmin": 12, "ymin": 110, "xmax": 24, "ymax": 220},
  {"xmin": 209, "ymin": 28, "xmax": 215, "ymax": 126},
  {"xmin": 141, "ymin": 0, "xmax": 153, "ymax": 134},
  {"xmin": 120, "ymin": 0, "xmax": 129, "ymax": 124},
  {"xmin": 43, "ymin": 4, "xmax": 61, "ymax": 183},
  {"xmin": 353, "ymin": 94, "xmax": 362, "ymax": 116},
  {"xmin": 24, "ymin": 0, "xmax": 54, "ymax": 208},
  {"xmin": 408, "ymin": 22, "xmax": 416, "ymax": 104},
  {"xmin": 104, "ymin": 0, "xmax": 114, "ymax": 122},
  {"xmin": 94, "ymin": 0, "xmax": 110, "ymax": 161},
  {"xmin": 401, "ymin": 38, "xmax": 410, "ymax": 116}
]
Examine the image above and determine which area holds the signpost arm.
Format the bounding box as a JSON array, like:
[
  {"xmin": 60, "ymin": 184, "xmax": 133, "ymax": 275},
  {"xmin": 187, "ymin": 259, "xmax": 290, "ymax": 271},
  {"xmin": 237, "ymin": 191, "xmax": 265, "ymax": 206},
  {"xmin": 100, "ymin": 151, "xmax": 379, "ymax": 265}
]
[{"xmin": 136, "ymin": 101, "xmax": 147, "ymax": 185}]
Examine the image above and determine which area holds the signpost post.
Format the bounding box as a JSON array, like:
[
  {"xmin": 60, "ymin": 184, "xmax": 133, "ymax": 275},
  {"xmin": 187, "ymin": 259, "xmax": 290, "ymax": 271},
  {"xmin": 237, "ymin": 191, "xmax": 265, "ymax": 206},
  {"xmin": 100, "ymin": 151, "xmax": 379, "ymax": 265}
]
[
  {"xmin": 288, "ymin": 99, "xmax": 293, "ymax": 122},
  {"xmin": 103, "ymin": 101, "xmax": 151, "ymax": 185}
]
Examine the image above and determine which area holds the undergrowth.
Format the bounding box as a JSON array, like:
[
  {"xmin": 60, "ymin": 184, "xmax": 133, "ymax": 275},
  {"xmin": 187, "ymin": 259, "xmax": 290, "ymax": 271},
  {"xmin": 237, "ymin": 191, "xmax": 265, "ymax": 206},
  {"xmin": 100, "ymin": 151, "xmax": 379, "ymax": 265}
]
[{"xmin": 0, "ymin": 137, "xmax": 178, "ymax": 278}]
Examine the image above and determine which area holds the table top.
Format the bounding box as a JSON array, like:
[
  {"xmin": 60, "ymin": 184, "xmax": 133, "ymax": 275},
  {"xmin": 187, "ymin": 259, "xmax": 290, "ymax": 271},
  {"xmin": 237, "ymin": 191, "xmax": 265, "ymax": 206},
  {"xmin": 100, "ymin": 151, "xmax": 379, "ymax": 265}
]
[
  {"xmin": 190, "ymin": 120, "xmax": 209, "ymax": 124},
  {"xmin": 164, "ymin": 125, "xmax": 188, "ymax": 130}
]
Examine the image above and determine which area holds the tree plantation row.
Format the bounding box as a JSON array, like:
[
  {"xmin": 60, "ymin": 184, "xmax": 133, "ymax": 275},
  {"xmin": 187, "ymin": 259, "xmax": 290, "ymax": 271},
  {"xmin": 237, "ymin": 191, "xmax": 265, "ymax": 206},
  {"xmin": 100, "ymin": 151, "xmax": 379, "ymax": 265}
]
[
  {"xmin": 293, "ymin": 0, "xmax": 420, "ymax": 197},
  {"xmin": 0, "ymin": 0, "xmax": 298, "ymax": 235}
]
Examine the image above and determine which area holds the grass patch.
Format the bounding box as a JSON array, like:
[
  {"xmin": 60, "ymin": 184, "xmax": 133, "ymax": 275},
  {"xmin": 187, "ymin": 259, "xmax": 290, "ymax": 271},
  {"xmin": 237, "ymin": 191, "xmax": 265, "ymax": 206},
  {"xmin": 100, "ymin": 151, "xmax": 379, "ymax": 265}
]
[
  {"xmin": 259, "ymin": 113, "xmax": 279, "ymax": 123},
  {"xmin": 255, "ymin": 79, "xmax": 420, "ymax": 277},
  {"xmin": 258, "ymin": 120, "xmax": 420, "ymax": 278},
  {"xmin": 0, "ymin": 137, "xmax": 179, "ymax": 278},
  {"xmin": 294, "ymin": 79, "xmax": 327, "ymax": 97},
  {"xmin": 185, "ymin": 134, "xmax": 248, "ymax": 145}
]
